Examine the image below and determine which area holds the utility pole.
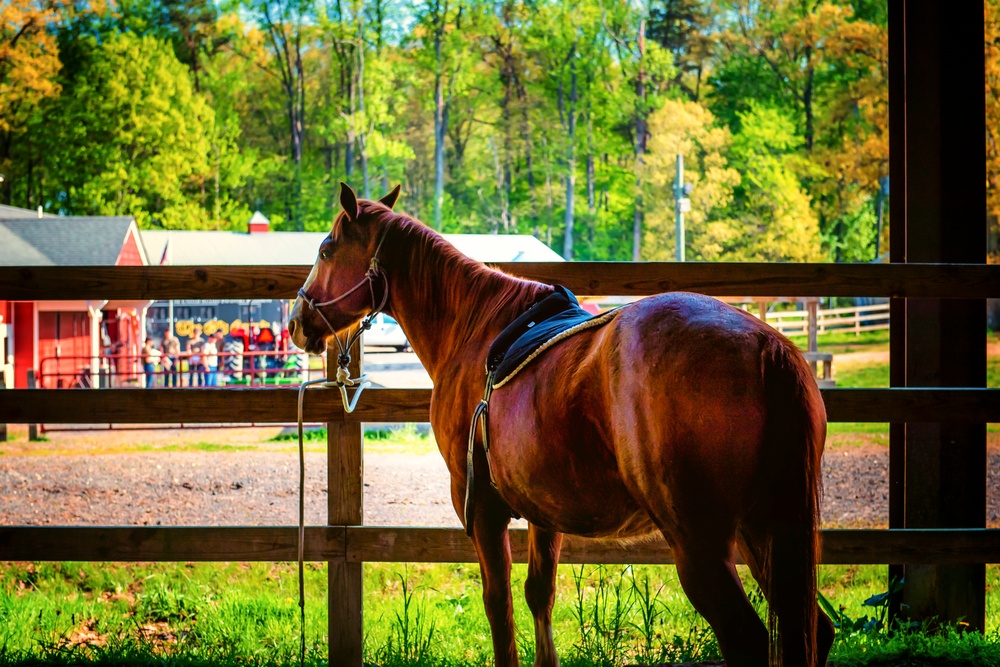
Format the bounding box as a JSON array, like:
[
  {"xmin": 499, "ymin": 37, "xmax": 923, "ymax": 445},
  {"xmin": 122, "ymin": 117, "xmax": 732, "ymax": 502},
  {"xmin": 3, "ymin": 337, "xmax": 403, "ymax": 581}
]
[{"xmin": 674, "ymin": 154, "xmax": 691, "ymax": 261}]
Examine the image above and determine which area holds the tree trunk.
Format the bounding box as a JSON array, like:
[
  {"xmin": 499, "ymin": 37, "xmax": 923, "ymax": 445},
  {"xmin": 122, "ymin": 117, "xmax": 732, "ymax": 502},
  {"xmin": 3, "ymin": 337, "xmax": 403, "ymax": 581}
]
[
  {"xmin": 632, "ymin": 19, "xmax": 647, "ymax": 261},
  {"xmin": 489, "ymin": 135, "xmax": 509, "ymax": 232},
  {"xmin": 346, "ymin": 63, "xmax": 355, "ymax": 183},
  {"xmin": 586, "ymin": 96, "xmax": 595, "ymax": 215},
  {"xmin": 562, "ymin": 54, "xmax": 578, "ymax": 260},
  {"xmin": 520, "ymin": 93, "xmax": 539, "ymax": 230},
  {"xmin": 357, "ymin": 22, "xmax": 371, "ymax": 199},
  {"xmin": 213, "ymin": 143, "xmax": 220, "ymax": 222},
  {"xmin": 433, "ymin": 2, "xmax": 447, "ymax": 230},
  {"xmin": 803, "ymin": 47, "xmax": 815, "ymax": 152},
  {"xmin": 542, "ymin": 133, "xmax": 554, "ymax": 224}
]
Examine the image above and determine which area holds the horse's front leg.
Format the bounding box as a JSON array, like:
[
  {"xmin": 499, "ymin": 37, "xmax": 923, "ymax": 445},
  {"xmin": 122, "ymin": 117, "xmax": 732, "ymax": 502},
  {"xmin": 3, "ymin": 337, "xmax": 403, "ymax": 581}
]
[
  {"xmin": 525, "ymin": 524, "xmax": 563, "ymax": 667},
  {"xmin": 469, "ymin": 488, "xmax": 518, "ymax": 667}
]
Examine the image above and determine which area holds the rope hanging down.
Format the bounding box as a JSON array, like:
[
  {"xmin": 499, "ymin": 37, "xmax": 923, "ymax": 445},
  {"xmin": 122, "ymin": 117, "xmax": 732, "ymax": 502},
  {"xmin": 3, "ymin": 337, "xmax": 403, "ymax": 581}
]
[{"xmin": 294, "ymin": 353, "xmax": 372, "ymax": 667}]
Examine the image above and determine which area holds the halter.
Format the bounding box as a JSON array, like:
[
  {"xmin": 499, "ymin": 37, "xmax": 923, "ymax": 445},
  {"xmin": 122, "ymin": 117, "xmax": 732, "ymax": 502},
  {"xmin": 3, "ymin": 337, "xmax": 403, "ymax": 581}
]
[{"xmin": 296, "ymin": 230, "xmax": 390, "ymax": 382}]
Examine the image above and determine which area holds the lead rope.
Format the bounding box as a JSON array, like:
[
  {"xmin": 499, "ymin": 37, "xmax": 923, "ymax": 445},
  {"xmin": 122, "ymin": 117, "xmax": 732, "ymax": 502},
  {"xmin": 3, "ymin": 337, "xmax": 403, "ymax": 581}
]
[{"xmin": 295, "ymin": 344, "xmax": 373, "ymax": 667}]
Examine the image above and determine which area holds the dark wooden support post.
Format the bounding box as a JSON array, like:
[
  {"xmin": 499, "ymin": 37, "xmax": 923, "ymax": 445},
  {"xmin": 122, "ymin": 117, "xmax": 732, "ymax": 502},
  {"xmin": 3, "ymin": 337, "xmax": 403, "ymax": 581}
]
[
  {"xmin": 328, "ymin": 341, "xmax": 365, "ymax": 666},
  {"xmin": 892, "ymin": 0, "xmax": 987, "ymax": 630},
  {"xmin": 887, "ymin": 0, "xmax": 907, "ymax": 622}
]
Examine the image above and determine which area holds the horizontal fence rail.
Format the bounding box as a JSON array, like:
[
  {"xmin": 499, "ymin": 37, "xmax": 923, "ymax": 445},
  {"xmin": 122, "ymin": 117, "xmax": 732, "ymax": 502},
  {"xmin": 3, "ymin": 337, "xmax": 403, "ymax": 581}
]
[
  {"xmin": 2, "ymin": 387, "xmax": 1000, "ymax": 425},
  {"xmin": 1, "ymin": 526, "xmax": 998, "ymax": 566},
  {"xmin": 3, "ymin": 262, "xmax": 1000, "ymax": 300}
]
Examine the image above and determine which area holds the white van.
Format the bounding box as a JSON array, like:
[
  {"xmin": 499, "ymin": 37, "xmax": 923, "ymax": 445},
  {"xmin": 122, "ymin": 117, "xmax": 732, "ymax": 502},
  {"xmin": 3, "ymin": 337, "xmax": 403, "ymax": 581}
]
[{"xmin": 364, "ymin": 313, "xmax": 409, "ymax": 352}]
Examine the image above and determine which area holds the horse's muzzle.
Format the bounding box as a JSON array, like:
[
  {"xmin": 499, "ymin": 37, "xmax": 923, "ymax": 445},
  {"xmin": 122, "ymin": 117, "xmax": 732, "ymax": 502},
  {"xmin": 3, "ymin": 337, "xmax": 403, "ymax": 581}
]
[{"xmin": 288, "ymin": 300, "xmax": 323, "ymax": 354}]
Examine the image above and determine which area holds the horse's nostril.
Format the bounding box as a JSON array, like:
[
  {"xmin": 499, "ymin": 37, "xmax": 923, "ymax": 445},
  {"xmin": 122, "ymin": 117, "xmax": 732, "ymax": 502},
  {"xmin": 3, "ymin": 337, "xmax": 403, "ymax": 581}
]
[{"xmin": 288, "ymin": 319, "xmax": 298, "ymax": 338}]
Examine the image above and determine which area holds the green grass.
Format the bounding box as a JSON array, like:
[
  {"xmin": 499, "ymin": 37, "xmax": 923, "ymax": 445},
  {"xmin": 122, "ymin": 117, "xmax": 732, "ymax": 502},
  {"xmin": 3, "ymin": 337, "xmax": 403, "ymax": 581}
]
[
  {"xmin": 154, "ymin": 442, "xmax": 257, "ymax": 453},
  {"xmin": 1, "ymin": 562, "xmax": 998, "ymax": 666},
  {"xmin": 790, "ymin": 329, "xmax": 890, "ymax": 355},
  {"xmin": 835, "ymin": 361, "xmax": 890, "ymax": 389},
  {"xmin": 270, "ymin": 423, "xmax": 438, "ymax": 455},
  {"xmin": 834, "ymin": 356, "xmax": 1000, "ymax": 389}
]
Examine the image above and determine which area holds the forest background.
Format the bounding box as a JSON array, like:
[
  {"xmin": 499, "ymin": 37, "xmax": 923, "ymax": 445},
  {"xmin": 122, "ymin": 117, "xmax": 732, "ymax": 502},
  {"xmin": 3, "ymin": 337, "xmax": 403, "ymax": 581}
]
[{"xmin": 1, "ymin": 0, "xmax": 998, "ymax": 263}]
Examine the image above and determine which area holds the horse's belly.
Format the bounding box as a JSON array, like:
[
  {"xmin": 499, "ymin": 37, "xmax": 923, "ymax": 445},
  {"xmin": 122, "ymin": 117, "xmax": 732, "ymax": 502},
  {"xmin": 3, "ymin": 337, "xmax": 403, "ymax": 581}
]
[
  {"xmin": 488, "ymin": 430, "xmax": 656, "ymax": 538},
  {"xmin": 502, "ymin": 481, "xmax": 656, "ymax": 538}
]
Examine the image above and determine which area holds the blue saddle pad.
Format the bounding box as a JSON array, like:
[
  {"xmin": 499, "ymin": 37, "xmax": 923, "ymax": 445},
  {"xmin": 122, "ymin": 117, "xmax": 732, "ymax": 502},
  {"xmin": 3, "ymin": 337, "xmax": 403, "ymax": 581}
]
[{"xmin": 487, "ymin": 286, "xmax": 609, "ymax": 386}]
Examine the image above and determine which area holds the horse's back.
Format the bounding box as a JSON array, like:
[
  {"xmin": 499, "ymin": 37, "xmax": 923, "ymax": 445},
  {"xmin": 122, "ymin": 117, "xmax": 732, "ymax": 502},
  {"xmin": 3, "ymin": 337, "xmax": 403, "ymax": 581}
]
[{"xmin": 487, "ymin": 291, "xmax": 823, "ymax": 540}]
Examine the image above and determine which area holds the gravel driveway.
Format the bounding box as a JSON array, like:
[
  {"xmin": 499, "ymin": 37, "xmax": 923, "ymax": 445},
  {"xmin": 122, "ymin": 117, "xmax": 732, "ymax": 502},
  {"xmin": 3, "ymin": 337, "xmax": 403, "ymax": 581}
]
[{"xmin": 2, "ymin": 429, "xmax": 997, "ymax": 529}]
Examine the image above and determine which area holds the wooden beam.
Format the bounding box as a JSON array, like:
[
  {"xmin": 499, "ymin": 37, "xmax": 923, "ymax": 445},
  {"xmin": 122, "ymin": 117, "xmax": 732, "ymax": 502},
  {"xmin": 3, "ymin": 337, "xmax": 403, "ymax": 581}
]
[
  {"xmin": 3, "ymin": 263, "xmax": 1000, "ymax": 301},
  {"xmin": 0, "ymin": 387, "xmax": 428, "ymax": 424},
  {"xmin": 2, "ymin": 526, "xmax": 998, "ymax": 566},
  {"xmin": 0, "ymin": 526, "xmax": 345, "ymax": 561},
  {"xmin": 2, "ymin": 387, "xmax": 998, "ymax": 425},
  {"xmin": 820, "ymin": 388, "xmax": 1000, "ymax": 423}
]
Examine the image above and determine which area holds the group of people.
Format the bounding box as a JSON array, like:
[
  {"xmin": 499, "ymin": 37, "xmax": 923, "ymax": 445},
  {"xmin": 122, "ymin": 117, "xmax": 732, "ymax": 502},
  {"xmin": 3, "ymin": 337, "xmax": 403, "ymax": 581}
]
[{"xmin": 141, "ymin": 326, "xmax": 223, "ymax": 388}]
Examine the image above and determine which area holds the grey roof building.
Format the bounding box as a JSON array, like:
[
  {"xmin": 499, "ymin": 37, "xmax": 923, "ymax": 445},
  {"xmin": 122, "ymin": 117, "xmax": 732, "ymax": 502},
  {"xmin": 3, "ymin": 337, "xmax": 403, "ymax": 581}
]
[
  {"xmin": 141, "ymin": 221, "xmax": 564, "ymax": 266},
  {"xmin": 0, "ymin": 204, "xmax": 56, "ymax": 220},
  {"xmin": 0, "ymin": 217, "xmax": 146, "ymax": 266}
]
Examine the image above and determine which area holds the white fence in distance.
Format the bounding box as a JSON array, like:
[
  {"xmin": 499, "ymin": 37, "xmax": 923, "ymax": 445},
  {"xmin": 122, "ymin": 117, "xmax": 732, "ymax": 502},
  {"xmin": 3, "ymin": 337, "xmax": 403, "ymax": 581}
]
[{"xmin": 762, "ymin": 303, "xmax": 890, "ymax": 337}]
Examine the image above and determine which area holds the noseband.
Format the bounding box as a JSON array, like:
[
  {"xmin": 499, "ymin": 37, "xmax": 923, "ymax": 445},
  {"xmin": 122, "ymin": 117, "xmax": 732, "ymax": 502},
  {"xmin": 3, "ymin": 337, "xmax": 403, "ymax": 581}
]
[{"xmin": 297, "ymin": 231, "xmax": 390, "ymax": 366}]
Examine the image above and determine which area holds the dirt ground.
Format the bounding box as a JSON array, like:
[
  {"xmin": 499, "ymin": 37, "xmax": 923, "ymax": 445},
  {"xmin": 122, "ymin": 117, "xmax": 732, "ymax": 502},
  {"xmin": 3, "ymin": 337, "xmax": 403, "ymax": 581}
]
[{"xmin": 1, "ymin": 423, "xmax": 997, "ymax": 529}]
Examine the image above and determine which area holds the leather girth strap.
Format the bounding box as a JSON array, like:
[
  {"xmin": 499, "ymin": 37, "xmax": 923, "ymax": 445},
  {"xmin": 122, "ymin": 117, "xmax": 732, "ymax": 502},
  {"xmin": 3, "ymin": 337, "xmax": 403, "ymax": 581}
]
[{"xmin": 463, "ymin": 286, "xmax": 612, "ymax": 536}]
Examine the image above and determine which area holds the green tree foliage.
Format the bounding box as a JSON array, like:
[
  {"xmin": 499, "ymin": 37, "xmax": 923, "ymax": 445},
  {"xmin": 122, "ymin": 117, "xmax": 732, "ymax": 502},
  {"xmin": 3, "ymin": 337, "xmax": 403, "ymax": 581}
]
[
  {"xmin": 0, "ymin": 0, "xmax": 68, "ymax": 205},
  {"xmin": 43, "ymin": 33, "xmax": 217, "ymax": 227},
  {"xmin": 726, "ymin": 103, "xmax": 824, "ymax": 262},
  {"xmin": 0, "ymin": 0, "xmax": 901, "ymax": 264}
]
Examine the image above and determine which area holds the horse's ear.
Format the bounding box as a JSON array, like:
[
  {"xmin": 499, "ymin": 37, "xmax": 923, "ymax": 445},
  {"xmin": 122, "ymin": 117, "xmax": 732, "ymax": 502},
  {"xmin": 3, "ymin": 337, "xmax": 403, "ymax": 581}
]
[
  {"xmin": 339, "ymin": 182, "xmax": 359, "ymax": 221},
  {"xmin": 378, "ymin": 184, "xmax": 402, "ymax": 210}
]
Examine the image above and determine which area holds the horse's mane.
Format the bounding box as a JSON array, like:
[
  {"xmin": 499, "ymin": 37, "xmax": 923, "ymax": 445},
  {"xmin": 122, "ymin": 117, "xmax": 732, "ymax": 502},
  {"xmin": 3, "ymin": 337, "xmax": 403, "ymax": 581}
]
[{"xmin": 352, "ymin": 203, "xmax": 550, "ymax": 344}]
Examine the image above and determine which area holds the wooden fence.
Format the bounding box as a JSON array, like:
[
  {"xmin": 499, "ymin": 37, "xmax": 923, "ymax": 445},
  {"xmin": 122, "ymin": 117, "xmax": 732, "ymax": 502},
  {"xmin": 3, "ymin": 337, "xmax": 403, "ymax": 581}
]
[
  {"xmin": 766, "ymin": 302, "xmax": 891, "ymax": 337},
  {"xmin": 2, "ymin": 261, "xmax": 1000, "ymax": 667}
]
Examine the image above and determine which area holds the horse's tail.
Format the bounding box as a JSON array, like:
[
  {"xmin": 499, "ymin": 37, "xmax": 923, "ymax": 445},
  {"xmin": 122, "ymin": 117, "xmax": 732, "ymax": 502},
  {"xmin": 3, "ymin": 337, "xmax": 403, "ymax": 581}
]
[{"xmin": 758, "ymin": 334, "xmax": 826, "ymax": 667}]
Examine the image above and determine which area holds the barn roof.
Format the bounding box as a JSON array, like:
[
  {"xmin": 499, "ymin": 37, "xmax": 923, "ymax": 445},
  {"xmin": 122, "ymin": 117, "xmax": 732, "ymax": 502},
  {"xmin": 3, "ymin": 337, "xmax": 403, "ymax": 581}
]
[
  {"xmin": 0, "ymin": 204, "xmax": 57, "ymax": 219},
  {"xmin": 0, "ymin": 217, "xmax": 144, "ymax": 266},
  {"xmin": 140, "ymin": 230, "xmax": 564, "ymax": 265}
]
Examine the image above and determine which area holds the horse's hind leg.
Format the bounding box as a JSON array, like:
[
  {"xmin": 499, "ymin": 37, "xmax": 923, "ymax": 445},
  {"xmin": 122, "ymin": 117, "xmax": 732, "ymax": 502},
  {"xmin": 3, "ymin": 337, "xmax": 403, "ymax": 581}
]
[
  {"xmin": 672, "ymin": 536, "xmax": 769, "ymax": 667},
  {"xmin": 737, "ymin": 528, "xmax": 835, "ymax": 666},
  {"xmin": 524, "ymin": 524, "xmax": 563, "ymax": 667}
]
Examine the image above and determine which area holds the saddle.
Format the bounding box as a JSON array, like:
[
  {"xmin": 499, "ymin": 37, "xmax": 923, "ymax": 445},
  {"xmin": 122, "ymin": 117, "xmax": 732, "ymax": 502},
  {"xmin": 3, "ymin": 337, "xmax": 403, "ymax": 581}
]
[{"xmin": 464, "ymin": 285, "xmax": 621, "ymax": 534}]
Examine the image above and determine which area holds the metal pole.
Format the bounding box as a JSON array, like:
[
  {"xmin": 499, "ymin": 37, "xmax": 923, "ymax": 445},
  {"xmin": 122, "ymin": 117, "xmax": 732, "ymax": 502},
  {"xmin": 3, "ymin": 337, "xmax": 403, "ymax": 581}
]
[{"xmin": 675, "ymin": 153, "xmax": 685, "ymax": 262}]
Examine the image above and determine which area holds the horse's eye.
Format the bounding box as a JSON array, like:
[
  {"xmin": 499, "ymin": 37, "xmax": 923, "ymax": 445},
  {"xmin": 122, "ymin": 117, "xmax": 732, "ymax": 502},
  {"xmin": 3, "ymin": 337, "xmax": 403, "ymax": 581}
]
[{"xmin": 319, "ymin": 249, "xmax": 331, "ymax": 260}]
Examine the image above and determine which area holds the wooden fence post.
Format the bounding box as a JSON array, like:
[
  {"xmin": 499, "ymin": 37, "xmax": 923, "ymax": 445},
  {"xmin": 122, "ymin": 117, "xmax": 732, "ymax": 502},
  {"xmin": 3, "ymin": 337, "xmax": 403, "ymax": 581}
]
[
  {"xmin": 27, "ymin": 370, "xmax": 39, "ymax": 441},
  {"xmin": 328, "ymin": 340, "xmax": 364, "ymax": 667}
]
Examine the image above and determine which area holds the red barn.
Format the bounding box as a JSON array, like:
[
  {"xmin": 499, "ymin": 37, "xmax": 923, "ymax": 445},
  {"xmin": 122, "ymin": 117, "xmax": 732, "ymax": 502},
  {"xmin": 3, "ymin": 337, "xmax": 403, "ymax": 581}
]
[{"xmin": 0, "ymin": 209, "xmax": 150, "ymax": 389}]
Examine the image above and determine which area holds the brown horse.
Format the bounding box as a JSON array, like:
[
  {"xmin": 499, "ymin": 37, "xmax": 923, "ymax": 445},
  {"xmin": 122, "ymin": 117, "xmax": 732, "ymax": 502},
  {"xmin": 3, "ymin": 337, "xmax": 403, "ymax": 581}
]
[{"xmin": 289, "ymin": 184, "xmax": 834, "ymax": 667}]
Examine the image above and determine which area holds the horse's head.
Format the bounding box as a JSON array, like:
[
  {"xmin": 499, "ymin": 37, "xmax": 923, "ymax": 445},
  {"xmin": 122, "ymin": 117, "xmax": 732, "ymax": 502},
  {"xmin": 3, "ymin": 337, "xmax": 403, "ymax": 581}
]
[{"xmin": 288, "ymin": 182, "xmax": 401, "ymax": 355}]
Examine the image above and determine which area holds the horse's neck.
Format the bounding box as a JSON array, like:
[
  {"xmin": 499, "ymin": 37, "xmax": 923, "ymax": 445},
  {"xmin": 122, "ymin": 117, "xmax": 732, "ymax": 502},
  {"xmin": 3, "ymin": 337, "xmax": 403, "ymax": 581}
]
[{"xmin": 386, "ymin": 225, "xmax": 546, "ymax": 383}]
